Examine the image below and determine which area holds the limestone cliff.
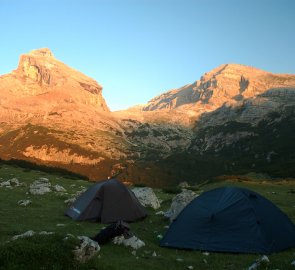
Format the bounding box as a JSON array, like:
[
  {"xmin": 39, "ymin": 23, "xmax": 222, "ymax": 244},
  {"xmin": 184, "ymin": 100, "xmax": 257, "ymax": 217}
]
[
  {"xmin": 141, "ymin": 64, "xmax": 295, "ymax": 121},
  {"xmin": 0, "ymin": 48, "xmax": 109, "ymax": 117}
]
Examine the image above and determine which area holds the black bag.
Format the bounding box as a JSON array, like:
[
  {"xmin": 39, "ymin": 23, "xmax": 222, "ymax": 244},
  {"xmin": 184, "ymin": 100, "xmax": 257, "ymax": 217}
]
[{"xmin": 91, "ymin": 221, "xmax": 132, "ymax": 245}]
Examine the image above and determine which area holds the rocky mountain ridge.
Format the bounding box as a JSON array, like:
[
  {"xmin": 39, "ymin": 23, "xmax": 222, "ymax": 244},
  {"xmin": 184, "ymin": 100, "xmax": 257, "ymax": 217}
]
[
  {"xmin": 139, "ymin": 63, "xmax": 295, "ymax": 125},
  {"xmin": 0, "ymin": 49, "xmax": 294, "ymax": 186}
]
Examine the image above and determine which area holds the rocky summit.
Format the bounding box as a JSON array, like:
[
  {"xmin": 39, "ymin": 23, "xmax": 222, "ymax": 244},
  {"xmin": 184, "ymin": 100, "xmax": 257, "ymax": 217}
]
[{"xmin": 0, "ymin": 49, "xmax": 295, "ymax": 186}]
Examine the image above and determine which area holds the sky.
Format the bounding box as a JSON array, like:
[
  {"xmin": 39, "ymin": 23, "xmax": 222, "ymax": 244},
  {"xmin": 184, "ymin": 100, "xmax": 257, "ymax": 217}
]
[{"xmin": 1, "ymin": 0, "xmax": 295, "ymax": 111}]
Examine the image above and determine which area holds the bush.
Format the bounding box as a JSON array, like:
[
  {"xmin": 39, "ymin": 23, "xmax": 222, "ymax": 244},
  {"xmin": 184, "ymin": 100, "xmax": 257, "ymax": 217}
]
[{"xmin": 0, "ymin": 234, "xmax": 79, "ymax": 270}]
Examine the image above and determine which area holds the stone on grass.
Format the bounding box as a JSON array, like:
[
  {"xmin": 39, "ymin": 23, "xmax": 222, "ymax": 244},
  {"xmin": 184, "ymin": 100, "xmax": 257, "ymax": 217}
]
[
  {"xmin": 39, "ymin": 231, "xmax": 54, "ymax": 235},
  {"xmin": 53, "ymin": 184, "xmax": 67, "ymax": 192},
  {"xmin": 64, "ymin": 188, "xmax": 87, "ymax": 205},
  {"xmin": 165, "ymin": 189, "xmax": 198, "ymax": 222},
  {"xmin": 12, "ymin": 230, "xmax": 35, "ymax": 240},
  {"xmin": 73, "ymin": 236, "xmax": 100, "ymax": 262},
  {"xmin": 132, "ymin": 187, "xmax": 161, "ymax": 209},
  {"xmin": 18, "ymin": 199, "xmax": 31, "ymax": 206},
  {"xmin": 11, "ymin": 230, "xmax": 54, "ymax": 241},
  {"xmin": 0, "ymin": 178, "xmax": 22, "ymax": 188},
  {"xmin": 291, "ymin": 260, "xmax": 295, "ymax": 266},
  {"xmin": 248, "ymin": 255, "xmax": 270, "ymax": 270},
  {"xmin": 113, "ymin": 235, "xmax": 145, "ymax": 250},
  {"xmin": 29, "ymin": 178, "xmax": 52, "ymax": 195}
]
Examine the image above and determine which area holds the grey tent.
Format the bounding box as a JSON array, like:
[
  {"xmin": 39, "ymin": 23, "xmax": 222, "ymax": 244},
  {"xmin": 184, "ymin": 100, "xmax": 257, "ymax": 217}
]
[{"xmin": 65, "ymin": 179, "xmax": 147, "ymax": 223}]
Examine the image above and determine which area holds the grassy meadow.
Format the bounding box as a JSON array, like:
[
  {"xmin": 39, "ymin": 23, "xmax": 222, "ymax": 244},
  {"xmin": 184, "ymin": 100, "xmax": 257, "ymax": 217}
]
[{"xmin": 1, "ymin": 163, "xmax": 295, "ymax": 269}]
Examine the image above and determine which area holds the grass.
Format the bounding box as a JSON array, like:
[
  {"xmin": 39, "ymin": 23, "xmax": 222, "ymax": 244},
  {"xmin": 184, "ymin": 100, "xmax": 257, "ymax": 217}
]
[{"xmin": 1, "ymin": 164, "xmax": 295, "ymax": 269}]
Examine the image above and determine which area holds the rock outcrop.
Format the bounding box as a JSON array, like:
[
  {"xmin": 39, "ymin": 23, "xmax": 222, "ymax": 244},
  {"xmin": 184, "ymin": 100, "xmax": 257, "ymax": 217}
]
[
  {"xmin": 0, "ymin": 48, "xmax": 108, "ymax": 109},
  {"xmin": 132, "ymin": 187, "xmax": 161, "ymax": 209}
]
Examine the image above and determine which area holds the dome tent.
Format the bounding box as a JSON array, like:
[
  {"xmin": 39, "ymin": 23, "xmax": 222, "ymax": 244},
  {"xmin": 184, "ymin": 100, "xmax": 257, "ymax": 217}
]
[
  {"xmin": 65, "ymin": 179, "xmax": 147, "ymax": 223},
  {"xmin": 160, "ymin": 186, "xmax": 295, "ymax": 253}
]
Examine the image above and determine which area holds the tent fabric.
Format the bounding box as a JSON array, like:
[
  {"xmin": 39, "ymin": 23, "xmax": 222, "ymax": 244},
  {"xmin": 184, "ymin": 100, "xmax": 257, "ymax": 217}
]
[
  {"xmin": 65, "ymin": 179, "xmax": 147, "ymax": 223},
  {"xmin": 160, "ymin": 186, "xmax": 295, "ymax": 254}
]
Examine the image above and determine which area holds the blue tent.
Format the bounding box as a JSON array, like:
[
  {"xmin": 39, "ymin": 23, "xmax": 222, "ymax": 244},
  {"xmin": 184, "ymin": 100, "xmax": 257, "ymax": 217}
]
[{"xmin": 160, "ymin": 186, "xmax": 295, "ymax": 253}]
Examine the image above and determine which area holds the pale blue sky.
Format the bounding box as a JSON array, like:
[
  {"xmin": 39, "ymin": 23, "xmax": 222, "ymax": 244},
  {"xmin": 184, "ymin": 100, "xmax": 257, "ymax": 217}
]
[{"xmin": 1, "ymin": 0, "xmax": 294, "ymax": 111}]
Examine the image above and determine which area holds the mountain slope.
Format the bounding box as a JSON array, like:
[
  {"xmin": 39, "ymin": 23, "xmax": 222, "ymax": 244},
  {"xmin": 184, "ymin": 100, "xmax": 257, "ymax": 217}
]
[{"xmin": 1, "ymin": 49, "xmax": 295, "ymax": 186}]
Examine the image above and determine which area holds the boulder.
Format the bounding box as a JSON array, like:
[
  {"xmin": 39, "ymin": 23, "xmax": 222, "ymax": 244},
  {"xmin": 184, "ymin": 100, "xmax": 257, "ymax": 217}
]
[
  {"xmin": 165, "ymin": 189, "xmax": 198, "ymax": 222},
  {"xmin": 113, "ymin": 235, "xmax": 145, "ymax": 250},
  {"xmin": 29, "ymin": 178, "xmax": 52, "ymax": 195},
  {"xmin": 132, "ymin": 187, "xmax": 160, "ymax": 209},
  {"xmin": 73, "ymin": 236, "xmax": 100, "ymax": 262}
]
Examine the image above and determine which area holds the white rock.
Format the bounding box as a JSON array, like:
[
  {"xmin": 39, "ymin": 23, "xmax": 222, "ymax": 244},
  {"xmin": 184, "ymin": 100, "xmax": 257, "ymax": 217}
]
[
  {"xmin": 248, "ymin": 255, "xmax": 270, "ymax": 270},
  {"xmin": 157, "ymin": 234, "xmax": 163, "ymax": 239},
  {"xmin": 73, "ymin": 236, "xmax": 100, "ymax": 262},
  {"xmin": 53, "ymin": 184, "xmax": 66, "ymax": 192},
  {"xmin": 12, "ymin": 230, "xmax": 35, "ymax": 240},
  {"xmin": 291, "ymin": 260, "xmax": 295, "ymax": 266},
  {"xmin": 132, "ymin": 187, "xmax": 161, "ymax": 209},
  {"xmin": 202, "ymin": 252, "xmax": 210, "ymax": 256},
  {"xmin": 39, "ymin": 231, "xmax": 54, "ymax": 235},
  {"xmin": 64, "ymin": 188, "xmax": 87, "ymax": 205},
  {"xmin": 248, "ymin": 262, "xmax": 259, "ymax": 270},
  {"xmin": 165, "ymin": 189, "xmax": 198, "ymax": 222},
  {"xmin": 29, "ymin": 178, "xmax": 52, "ymax": 195},
  {"xmin": 187, "ymin": 266, "xmax": 194, "ymax": 270},
  {"xmin": 39, "ymin": 177, "xmax": 49, "ymax": 182},
  {"xmin": 0, "ymin": 178, "xmax": 22, "ymax": 188},
  {"xmin": 260, "ymin": 255, "xmax": 270, "ymax": 263},
  {"xmin": 113, "ymin": 235, "xmax": 145, "ymax": 250},
  {"xmin": 18, "ymin": 199, "xmax": 31, "ymax": 206}
]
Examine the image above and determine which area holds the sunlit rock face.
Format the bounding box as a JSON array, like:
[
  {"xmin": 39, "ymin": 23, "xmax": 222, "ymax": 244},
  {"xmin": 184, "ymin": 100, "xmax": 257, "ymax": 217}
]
[
  {"xmin": 0, "ymin": 49, "xmax": 295, "ymax": 185},
  {"xmin": 0, "ymin": 48, "xmax": 109, "ymax": 115},
  {"xmin": 140, "ymin": 64, "xmax": 295, "ymax": 123}
]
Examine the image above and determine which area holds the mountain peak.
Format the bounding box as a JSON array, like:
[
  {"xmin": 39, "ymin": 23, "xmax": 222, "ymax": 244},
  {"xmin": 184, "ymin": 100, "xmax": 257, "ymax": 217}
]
[
  {"xmin": 0, "ymin": 49, "xmax": 109, "ymax": 112},
  {"xmin": 28, "ymin": 48, "xmax": 54, "ymax": 58},
  {"xmin": 142, "ymin": 63, "xmax": 295, "ymax": 113}
]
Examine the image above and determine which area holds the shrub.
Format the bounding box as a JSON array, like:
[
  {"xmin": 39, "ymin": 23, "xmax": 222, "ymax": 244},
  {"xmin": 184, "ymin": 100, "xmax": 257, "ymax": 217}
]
[{"xmin": 0, "ymin": 234, "xmax": 79, "ymax": 270}]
